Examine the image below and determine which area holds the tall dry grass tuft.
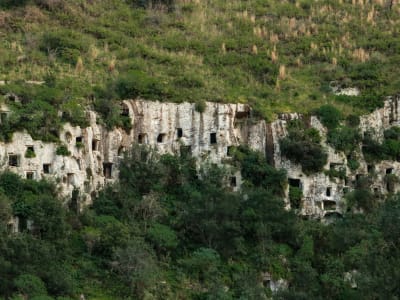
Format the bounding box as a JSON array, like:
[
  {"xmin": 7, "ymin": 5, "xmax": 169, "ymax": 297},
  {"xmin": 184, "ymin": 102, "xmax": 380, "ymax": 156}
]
[
  {"xmin": 296, "ymin": 57, "xmax": 302, "ymax": 67},
  {"xmin": 367, "ymin": 7, "xmax": 375, "ymax": 23},
  {"xmin": 271, "ymin": 46, "xmax": 278, "ymax": 63},
  {"xmin": 89, "ymin": 45, "xmax": 99, "ymax": 61},
  {"xmin": 269, "ymin": 31, "xmax": 279, "ymax": 44},
  {"xmin": 352, "ymin": 48, "xmax": 370, "ymax": 62},
  {"xmin": 252, "ymin": 45, "xmax": 258, "ymax": 55},
  {"xmin": 275, "ymin": 78, "xmax": 281, "ymax": 92},
  {"xmin": 75, "ymin": 57, "xmax": 84, "ymax": 73},
  {"xmin": 108, "ymin": 57, "xmax": 116, "ymax": 73},
  {"xmin": 221, "ymin": 43, "xmax": 226, "ymax": 54},
  {"xmin": 279, "ymin": 65, "xmax": 286, "ymax": 80}
]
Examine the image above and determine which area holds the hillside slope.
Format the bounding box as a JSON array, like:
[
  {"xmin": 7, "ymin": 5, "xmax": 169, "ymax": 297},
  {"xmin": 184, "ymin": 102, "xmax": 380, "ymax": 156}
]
[{"xmin": 0, "ymin": 0, "xmax": 399, "ymax": 123}]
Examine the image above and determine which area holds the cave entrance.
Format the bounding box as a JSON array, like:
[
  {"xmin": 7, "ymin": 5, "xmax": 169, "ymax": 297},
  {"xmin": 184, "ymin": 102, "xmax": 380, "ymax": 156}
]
[
  {"xmin": 324, "ymin": 200, "xmax": 336, "ymax": 211},
  {"xmin": 92, "ymin": 139, "xmax": 99, "ymax": 151},
  {"xmin": 43, "ymin": 164, "xmax": 51, "ymax": 174},
  {"xmin": 103, "ymin": 163, "xmax": 113, "ymax": 179},
  {"xmin": 386, "ymin": 168, "xmax": 393, "ymax": 174},
  {"xmin": 8, "ymin": 154, "xmax": 20, "ymax": 167},
  {"xmin": 230, "ymin": 176, "xmax": 237, "ymax": 187},
  {"xmin": 157, "ymin": 133, "xmax": 166, "ymax": 143},
  {"xmin": 26, "ymin": 172, "xmax": 34, "ymax": 180},
  {"xmin": 177, "ymin": 128, "xmax": 183, "ymax": 138},
  {"xmin": 138, "ymin": 133, "xmax": 147, "ymax": 144},
  {"xmin": 210, "ymin": 133, "xmax": 217, "ymax": 144},
  {"xmin": 326, "ymin": 187, "xmax": 332, "ymax": 197},
  {"xmin": 288, "ymin": 178, "xmax": 301, "ymax": 188}
]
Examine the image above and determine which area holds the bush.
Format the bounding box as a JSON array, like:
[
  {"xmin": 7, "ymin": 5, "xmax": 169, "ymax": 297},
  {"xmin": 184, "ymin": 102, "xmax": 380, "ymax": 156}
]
[
  {"xmin": 346, "ymin": 189, "xmax": 376, "ymax": 213},
  {"xmin": 362, "ymin": 132, "xmax": 385, "ymax": 162},
  {"xmin": 289, "ymin": 186, "xmax": 302, "ymax": 209},
  {"xmin": 40, "ymin": 30, "xmax": 89, "ymax": 64},
  {"xmin": 14, "ymin": 274, "xmax": 47, "ymax": 298},
  {"xmin": 280, "ymin": 121, "xmax": 327, "ymax": 174},
  {"xmin": 315, "ymin": 105, "xmax": 343, "ymax": 130},
  {"xmin": 327, "ymin": 126, "xmax": 361, "ymax": 154},
  {"xmin": 195, "ymin": 99, "xmax": 206, "ymax": 113},
  {"xmin": 114, "ymin": 70, "xmax": 168, "ymax": 100},
  {"xmin": 56, "ymin": 145, "xmax": 70, "ymax": 156},
  {"xmin": 25, "ymin": 148, "xmax": 36, "ymax": 158}
]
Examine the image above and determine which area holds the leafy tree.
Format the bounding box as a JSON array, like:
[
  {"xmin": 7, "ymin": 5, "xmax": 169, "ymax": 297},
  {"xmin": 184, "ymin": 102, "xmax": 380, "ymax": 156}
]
[
  {"xmin": 13, "ymin": 274, "xmax": 47, "ymax": 299},
  {"xmin": 112, "ymin": 239, "xmax": 159, "ymax": 298},
  {"xmin": 280, "ymin": 121, "xmax": 327, "ymax": 174},
  {"xmin": 315, "ymin": 105, "xmax": 343, "ymax": 130}
]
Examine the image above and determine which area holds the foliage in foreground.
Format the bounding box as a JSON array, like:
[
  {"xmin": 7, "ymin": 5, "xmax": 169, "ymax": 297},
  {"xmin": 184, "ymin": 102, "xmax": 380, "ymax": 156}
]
[{"xmin": 0, "ymin": 146, "xmax": 400, "ymax": 299}]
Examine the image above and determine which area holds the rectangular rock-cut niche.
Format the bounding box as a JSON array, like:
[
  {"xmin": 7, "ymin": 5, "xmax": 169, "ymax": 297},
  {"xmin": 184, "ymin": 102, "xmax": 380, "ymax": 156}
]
[
  {"xmin": 103, "ymin": 163, "xmax": 113, "ymax": 179},
  {"xmin": 138, "ymin": 133, "xmax": 147, "ymax": 144},
  {"xmin": 288, "ymin": 178, "xmax": 301, "ymax": 188},
  {"xmin": 324, "ymin": 200, "xmax": 336, "ymax": 211},
  {"xmin": 367, "ymin": 165, "xmax": 374, "ymax": 173},
  {"xmin": 235, "ymin": 110, "xmax": 250, "ymax": 119},
  {"xmin": 92, "ymin": 139, "xmax": 99, "ymax": 151},
  {"xmin": 180, "ymin": 145, "xmax": 191, "ymax": 157},
  {"xmin": 25, "ymin": 146, "xmax": 35, "ymax": 158},
  {"xmin": 386, "ymin": 168, "xmax": 394, "ymax": 174},
  {"xmin": 118, "ymin": 146, "xmax": 126, "ymax": 157},
  {"xmin": 76, "ymin": 136, "xmax": 83, "ymax": 143},
  {"xmin": 326, "ymin": 187, "xmax": 332, "ymax": 197},
  {"xmin": 157, "ymin": 133, "xmax": 166, "ymax": 143},
  {"xmin": 8, "ymin": 154, "xmax": 20, "ymax": 167},
  {"xmin": 120, "ymin": 103, "xmax": 130, "ymax": 116},
  {"xmin": 177, "ymin": 128, "xmax": 183, "ymax": 139},
  {"xmin": 230, "ymin": 176, "xmax": 237, "ymax": 187},
  {"xmin": 210, "ymin": 132, "xmax": 217, "ymax": 144},
  {"xmin": 43, "ymin": 164, "xmax": 51, "ymax": 174},
  {"xmin": 67, "ymin": 173, "xmax": 74, "ymax": 185},
  {"xmin": 26, "ymin": 171, "xmax": 34, "ymax": 180}
]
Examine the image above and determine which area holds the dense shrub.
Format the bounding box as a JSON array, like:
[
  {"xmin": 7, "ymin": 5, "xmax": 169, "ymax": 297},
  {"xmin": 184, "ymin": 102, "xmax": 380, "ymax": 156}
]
[
  {"xmin": 40, "ymin": 31, "xmax": 89, "ymax": 64},
  {"xmin": 114, "ymin": 70, "xmax": 168, "ymax": 100},
  {"xmin": 280, "ymin": 120, "xmax": 327, "ymax": 174},
  {"xmin": 327, "ymin": 126, "xmax": 361, "ymax": 154},
  {"xmin": 315, "ymin": 104, "xmax": 342, "ymax": 130},
  {"xmin": 362, "ymin": 127, "xmax": 400, "ymax": 162},
  {"xmin": 56, "ymin": 145, "xmax": 70, "ymax": 156},
  {"xmin": 289, "ymin": 186, "xmax": 302, "ymax": 209}
]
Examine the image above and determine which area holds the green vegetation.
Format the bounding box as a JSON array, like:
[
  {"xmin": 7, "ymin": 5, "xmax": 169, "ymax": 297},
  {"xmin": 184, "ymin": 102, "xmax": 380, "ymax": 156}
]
[
  {"xmin": 280, "ymin": 119, "xmax": 327, "ymax": 174},
  {"xmin": 55, "ymin": 145, "xmax": 70, "ymax": 156},
  {"xmin": 289, "ymin": 186, "xmax": 302, "ymax": 209},
  {"xmin": 0, "ymin": 0, "xmax": 398, "ymax": 139},
  {"xmin": 1, "ymin": 146, "xmax": 400, "ymax": 299},
  {"xmin": 362, "ymin": 126, "xmax": 400, "ymax": 162}
]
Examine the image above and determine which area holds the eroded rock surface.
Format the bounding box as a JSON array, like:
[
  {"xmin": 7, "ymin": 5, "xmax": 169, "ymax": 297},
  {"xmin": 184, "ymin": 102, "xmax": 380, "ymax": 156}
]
[{"xmin": 2, "ymin": 95, "xmax": 400, "ymax": 218}]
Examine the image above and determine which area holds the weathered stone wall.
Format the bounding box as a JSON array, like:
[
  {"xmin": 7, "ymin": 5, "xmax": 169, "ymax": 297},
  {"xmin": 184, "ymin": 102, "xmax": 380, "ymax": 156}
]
[
  {"xmin": 0, "ymin": 100, "xmax": 265, "ymax": 207},
  {"xmin": 2, "ymin": 95, "xmax": 400, "ymax": 219}
]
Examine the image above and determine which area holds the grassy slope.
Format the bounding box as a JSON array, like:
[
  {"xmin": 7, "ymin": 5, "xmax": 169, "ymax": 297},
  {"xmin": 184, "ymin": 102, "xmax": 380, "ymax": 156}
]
[{"xmin": 0, "ymin": 0, "xmax": 399, "ymax": 120}]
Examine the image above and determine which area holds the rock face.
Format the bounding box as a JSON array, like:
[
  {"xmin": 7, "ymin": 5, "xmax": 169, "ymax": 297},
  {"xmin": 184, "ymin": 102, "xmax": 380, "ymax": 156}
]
[{"xmin": 2, "ymin": 95, "xmax": 400, "ymax": 219}]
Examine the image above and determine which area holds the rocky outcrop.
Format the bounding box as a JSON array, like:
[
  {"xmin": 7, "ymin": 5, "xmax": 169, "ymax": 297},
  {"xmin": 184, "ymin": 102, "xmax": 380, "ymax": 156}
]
[
  {"xmin": 0, "ymin": 100, "xmax": 265, "ymax": 208},
  {"xmin": 2, "ymin": 95, "xmax": 400, "ymax": 219}
]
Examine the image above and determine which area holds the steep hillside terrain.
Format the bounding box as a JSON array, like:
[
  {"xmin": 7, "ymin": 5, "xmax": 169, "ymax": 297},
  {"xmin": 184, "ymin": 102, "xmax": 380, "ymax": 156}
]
[
  {"xmin": 1, "ymin": 0, "xmax": 399, "ymax": 124},
  {"xmin": 1, "ymin": 1, "xmax": 400, "ymax": 300}
]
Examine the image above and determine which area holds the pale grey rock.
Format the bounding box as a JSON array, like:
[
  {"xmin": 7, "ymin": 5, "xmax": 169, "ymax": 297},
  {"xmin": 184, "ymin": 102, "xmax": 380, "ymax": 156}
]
[{"xmin": 1, "ymin": 95, "xmax": 400, "ymax": 219}]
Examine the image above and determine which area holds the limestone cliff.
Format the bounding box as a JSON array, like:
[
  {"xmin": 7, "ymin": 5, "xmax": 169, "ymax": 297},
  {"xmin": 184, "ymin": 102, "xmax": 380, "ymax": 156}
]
[{"xmin": 2, "ymin": 96, "xmax": 400, "ymax": 220}]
